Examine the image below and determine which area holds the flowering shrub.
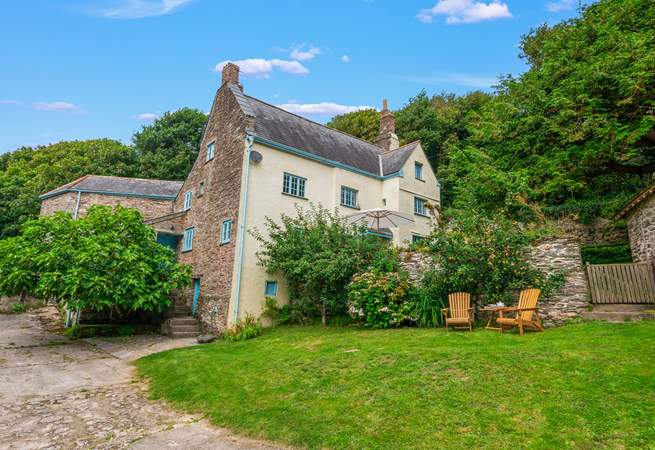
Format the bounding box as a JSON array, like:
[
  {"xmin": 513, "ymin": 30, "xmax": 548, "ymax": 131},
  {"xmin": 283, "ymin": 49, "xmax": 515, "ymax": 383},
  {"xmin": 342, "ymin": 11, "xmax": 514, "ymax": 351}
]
[
  {"xmin": 347, "ymin": 270, "xmax": 418, "ymax": 329},
  {"xmin": 225, "ymin": 314, "xmax": 263, "ymax": 342}
]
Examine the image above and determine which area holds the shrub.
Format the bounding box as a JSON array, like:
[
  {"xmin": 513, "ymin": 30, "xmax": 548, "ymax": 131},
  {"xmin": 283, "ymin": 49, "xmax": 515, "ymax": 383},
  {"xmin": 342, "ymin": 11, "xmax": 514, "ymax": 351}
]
[
  {"xmin": 11, "ymin": 303, "xmax": 27, "ymax": 314},
  {"xmin": 225, "ymin": 314, "xmax": 263, "ymax": 342},
  {"xmin": 347, "ymin": 270, "xmax": 418, "ymax": 329},
  {"xmin": 581, "ymin": 243, "xmax": 632, "ymax": 265},
  {"xmin": 252, "ymin": 204, "xmax": 395, "ymax": 325}
]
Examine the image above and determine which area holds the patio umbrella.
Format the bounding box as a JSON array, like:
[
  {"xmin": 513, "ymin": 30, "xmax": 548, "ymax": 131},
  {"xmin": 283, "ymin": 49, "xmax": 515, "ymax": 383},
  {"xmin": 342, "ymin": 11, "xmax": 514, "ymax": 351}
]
[{"xmin": 346, "ymin": 208, "xmax": 414, "ymax": 231}]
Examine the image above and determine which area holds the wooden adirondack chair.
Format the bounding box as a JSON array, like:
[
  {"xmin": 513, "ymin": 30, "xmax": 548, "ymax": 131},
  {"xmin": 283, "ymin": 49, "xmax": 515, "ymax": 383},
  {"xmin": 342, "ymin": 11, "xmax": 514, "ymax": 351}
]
[
  {"xmin": 496, "ymin": 288, "xmax": 544, "ymax": 336},
  {"xmin": 442, "ymin": 292, "xmax": 473, "ymax": 332}
]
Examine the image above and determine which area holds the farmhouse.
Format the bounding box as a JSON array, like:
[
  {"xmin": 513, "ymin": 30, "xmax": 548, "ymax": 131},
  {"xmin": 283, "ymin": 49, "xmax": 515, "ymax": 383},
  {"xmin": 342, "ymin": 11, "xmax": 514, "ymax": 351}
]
[{"xmin": 40, "ymin": 63, "xmax": 440, "ymax": 333}]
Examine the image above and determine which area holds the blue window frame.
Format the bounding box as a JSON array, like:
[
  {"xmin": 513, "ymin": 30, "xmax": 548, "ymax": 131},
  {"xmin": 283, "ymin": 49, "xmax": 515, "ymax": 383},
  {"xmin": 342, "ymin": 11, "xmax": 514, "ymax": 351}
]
[
  {"xmin": 206, "ymin": 142, "xmax": 215, "ymax": 161},
  {"xmin": 182, "ymin": 227, "xmax": 195, "ymax": 252},
  {"xmin": 282, "ymin": 173, "xmax": 306, "ymax": 198},
  {"xmin": 220, "ymin": 219, "xmax": 232, "ymax": 244},
  {"xmin": 415, "ymin": 162, "xmax": 424, "ymax": 180},
  {"xmin": 265, "ymin": 281, "xmax": 278, "ymax": 297},
  {"xmin": 183, "ymin": 190, "xmax": 192, "ymax": 211},
  {"xmin": 414, "ymin": 197, "xmax": 428, "ymax": 216},
  {"xmin": 412, "ymin": 234, "xmax": 424, "ymax": 244},
  {"xmin": 340, "ymin": 186, "xmax": 358, "ymax": 209}
]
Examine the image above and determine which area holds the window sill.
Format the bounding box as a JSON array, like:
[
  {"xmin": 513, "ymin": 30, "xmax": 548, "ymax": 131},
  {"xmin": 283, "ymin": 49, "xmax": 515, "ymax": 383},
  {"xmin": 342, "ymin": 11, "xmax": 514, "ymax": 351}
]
[
  {"xmin": 282, "ymin": 192, "xmax": 308, "ymax": 200},
  {"xmin": 415, "ymin": 178, "xmax": 426, "ymax": 182},
  {"xmin": 204, "ymin": 157, "xmax": 214, "ymax": 164},
  {"xmin": 341, "ymin": 203, "xmax": 360, "ymax": 210},
  {"xmin": 414, "ymin": 212, "xmax": 430, "ymax": 218},
  {"xmin": 219, "ymin": 241, "xmax": 230, "ymax": 246},
  {"xmin": 181, "ymin": 249, "xmax": 192, "ymax": 253}
]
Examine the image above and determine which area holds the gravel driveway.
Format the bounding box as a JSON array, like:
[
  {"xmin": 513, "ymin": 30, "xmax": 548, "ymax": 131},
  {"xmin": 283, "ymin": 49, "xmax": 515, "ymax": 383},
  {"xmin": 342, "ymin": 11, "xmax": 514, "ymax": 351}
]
[{"xmin": 0, "ymin": 307, "xmax": 281, "ymax": 449}]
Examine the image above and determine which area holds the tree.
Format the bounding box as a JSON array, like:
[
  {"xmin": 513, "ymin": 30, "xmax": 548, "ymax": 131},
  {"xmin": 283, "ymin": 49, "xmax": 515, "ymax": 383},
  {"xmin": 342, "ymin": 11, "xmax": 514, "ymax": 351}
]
[
  {"xmin": 133, "ymin": 108, "xmax": 207, "ymax": 180},
  {"xmin": 0, "ymin": 139, "xmax": 138, "ymax": 238},
  {"xmin": 0, "ymin": 206, "xmax": 191, "ymax": 316},
  {"xmin": 252, "ymin": 204, "xmax": 394, "ymax": 324},
  {"xmin": 326, "ymin": 109, "xmax": 379, "ymax": 143}
]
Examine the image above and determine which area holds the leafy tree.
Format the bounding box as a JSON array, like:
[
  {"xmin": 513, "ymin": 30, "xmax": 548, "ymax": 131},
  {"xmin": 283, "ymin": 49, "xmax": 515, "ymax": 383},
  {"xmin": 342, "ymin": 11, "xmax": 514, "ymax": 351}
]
[
  {"xmin": 133, "ymin": 108, "xmax": 207, "ymax": 180},
  {"xmin": 252, "ymin": 204, "xmax": 395, "ymax": 324},
  {"xmin": 0, "ymin": 206, "xmax": 191, "ymax": 316},
  {"xmin": 421, "ymin": 210, "xmax": 560, "ymax": 304},
  {"xmin": 326, "ymin": 109, "xmax": 379, "ymax": 143},
  {"xmin": 0, "ymin": 139, "xmax": 137, "ymax": 237}
]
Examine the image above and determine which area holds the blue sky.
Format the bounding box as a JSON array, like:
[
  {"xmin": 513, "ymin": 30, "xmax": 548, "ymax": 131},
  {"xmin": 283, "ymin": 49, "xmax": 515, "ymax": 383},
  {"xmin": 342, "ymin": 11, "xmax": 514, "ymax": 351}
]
[{"xmin": 0, "ymin": 0, "xmax": 586, "ymax": 154}]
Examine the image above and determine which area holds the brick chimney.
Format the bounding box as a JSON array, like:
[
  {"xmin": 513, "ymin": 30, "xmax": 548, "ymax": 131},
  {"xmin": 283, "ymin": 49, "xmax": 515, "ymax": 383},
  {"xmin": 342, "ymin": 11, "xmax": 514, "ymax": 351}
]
[
  {"xmin": 374, "ymin": 99, "xmax": 399, "ymax": 152},
  {"xmin": 221, "ymin": 62, "xmax": 242, "ymax": 91}
]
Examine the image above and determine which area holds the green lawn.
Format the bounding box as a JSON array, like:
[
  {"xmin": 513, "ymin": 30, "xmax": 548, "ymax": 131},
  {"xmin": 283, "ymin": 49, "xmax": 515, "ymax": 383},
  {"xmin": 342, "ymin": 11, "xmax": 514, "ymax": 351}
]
[{"xmin": 137, "ymin": 322, "xmax": 655, "ymax": 449}]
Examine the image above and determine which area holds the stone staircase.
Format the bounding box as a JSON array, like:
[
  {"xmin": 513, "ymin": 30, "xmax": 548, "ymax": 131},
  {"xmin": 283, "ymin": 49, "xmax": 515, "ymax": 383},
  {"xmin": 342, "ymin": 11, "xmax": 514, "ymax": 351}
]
[
  {"xmin": 582, "ymin": 304, "xmax": 655, "ymax": 322},
  {"xmin": 161, "ymin": 304, "xmax": 201, "ymax": 338}
]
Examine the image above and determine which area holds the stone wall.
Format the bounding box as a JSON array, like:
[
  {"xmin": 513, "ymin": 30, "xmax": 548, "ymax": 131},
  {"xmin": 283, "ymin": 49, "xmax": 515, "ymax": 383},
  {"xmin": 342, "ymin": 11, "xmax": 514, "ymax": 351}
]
[
  {"xmin": 399, "ymin": 238, "xmax": 590, "ymax": 327},
  {"xmin": 174, "ymin": 79, "xmax": 253, "ymax": 334},
  {"xmin": 627, "ymin": 194, "xmax": 655, "ymax": 264},
  {"xmin": 550, "ymin": 217, "xmax": 628, "ymax": 245},
  {"xmin": 40, "ymin": 192, "xmax": 174, "ymax": 221},
  {"xmin": 525, "ymin": 238, "xmax": 589, "ymax": 326}
]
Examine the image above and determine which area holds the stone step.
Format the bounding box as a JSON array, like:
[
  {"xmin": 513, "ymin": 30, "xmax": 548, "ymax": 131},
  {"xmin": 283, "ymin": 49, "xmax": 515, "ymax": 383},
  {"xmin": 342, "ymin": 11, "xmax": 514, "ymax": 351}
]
[
  {"xmin": 170, "ymin": 331, "xmax": 200, "ymax": 338},
  {"xmin": 591, "ymin": 304, "xmax": 655, "ymax": 312},
  {"xmin": 170, "ymin": 324, "xmax": 200, "ymax": 333},
  {"xmin": 168, "ymin": 317, "xmax": 198, "ymax": 326},
  {"xmin": 582, "ymin": 310, "xmax": 655, "ymax": 322}
]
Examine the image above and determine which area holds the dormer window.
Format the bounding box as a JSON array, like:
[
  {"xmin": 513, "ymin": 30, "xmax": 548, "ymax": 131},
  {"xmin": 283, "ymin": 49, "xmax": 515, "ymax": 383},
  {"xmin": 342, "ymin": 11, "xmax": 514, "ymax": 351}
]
[
  {"xmin": 415, "ymin": 162, "xmax": 424, "ymax": 181},
  {"xmin": 206, "ymin": 142, "xmax": 216, "ymax": 161},
  {"xmin": 183, "ymin": 190, "xmax": 192, "ymax": 211}
]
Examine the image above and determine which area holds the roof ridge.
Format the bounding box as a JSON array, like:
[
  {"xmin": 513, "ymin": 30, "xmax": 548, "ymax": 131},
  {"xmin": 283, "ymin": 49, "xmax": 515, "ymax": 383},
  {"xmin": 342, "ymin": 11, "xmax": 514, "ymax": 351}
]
[
  {"xmin": 243, "ymin": 94, "xmax": 383, "ymax": 154},
  {"xmin": 84, "ymin": 174, "xmax": 183, "ymax": 184},
  {"xmin": 380, "ymin": 141, "xmax": 420, "ymax": 155}
]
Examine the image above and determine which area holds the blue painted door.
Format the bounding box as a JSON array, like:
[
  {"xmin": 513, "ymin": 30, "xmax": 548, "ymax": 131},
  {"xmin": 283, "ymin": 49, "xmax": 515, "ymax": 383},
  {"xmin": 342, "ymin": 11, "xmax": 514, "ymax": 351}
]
[{"xmin": 192, "ymin": 278, "xmax": 201, "ymax": 314}]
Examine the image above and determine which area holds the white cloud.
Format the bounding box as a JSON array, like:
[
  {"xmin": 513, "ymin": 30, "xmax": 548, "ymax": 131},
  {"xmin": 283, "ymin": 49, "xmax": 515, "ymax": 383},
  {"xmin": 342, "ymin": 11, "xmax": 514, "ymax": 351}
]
[
  {"xmin": 214, "ymin": 58, "xmax": 309, "ymax": 78},
  {"xmin": 134, "ymin": 113, "xmax": 159, "ymax": 121},
  {"xmin": 277, "ymin": 102, "xmax": 373, "ymax": 116},
  {"xmin": 403, "ymin": 73, "xmax": 497, "ymax": 88},
  {"xmin": 546, "ymin": 0, "xmax": 575, "ymax": 12},
  {"xmin": 1, "ymin": 99, "xmax": 20, "ymax": 105},
  {"xmin": 33, "ymin": 101, "xmax": 80, "ymax": 112},
  {"xmin": 290, "ymin": 45, "xmax": 321, "ymax": 61},
  {"xmin": 417, "ymin": 0, "xmax": 512, "ymax": 24},
  {"xmin": 341, "ymin": 55, "xmax": 351, "ymax": 63},
  {"xmin": 102, "ymin": 0, "xmax": 193, "ymax": 19}
]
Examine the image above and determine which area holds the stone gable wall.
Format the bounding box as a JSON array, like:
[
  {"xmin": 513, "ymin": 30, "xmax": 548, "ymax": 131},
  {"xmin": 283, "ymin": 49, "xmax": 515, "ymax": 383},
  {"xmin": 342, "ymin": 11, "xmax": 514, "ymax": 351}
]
[
  {"xmin": 40, "ymin": 192, "xmax": 78, "ymax": 216},
  {"xmin": 174, "ymin": 84, "xmax": 252, "ymax": 333},
  {"xmin": 627, "ymin": 194, "xmax": 655, "ymax": 264}
]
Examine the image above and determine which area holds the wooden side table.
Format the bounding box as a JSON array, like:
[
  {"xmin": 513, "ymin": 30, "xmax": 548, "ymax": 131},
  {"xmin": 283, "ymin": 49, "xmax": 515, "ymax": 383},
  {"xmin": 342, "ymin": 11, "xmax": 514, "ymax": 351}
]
[{"xmin": 481, "ymin": 306, "xmax": 505, "ymax": 331}]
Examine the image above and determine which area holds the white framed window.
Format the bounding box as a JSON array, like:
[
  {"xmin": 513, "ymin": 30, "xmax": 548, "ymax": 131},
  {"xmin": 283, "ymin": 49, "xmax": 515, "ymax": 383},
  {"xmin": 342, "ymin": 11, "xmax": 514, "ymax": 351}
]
[
  {"xmin": 182, "ymin": 227, "xmax": 195, "ymax": 252},
  {"xmin": 414, "ymin": 197, "xmax": 428, "ymax": 216},
  {"xmin": 282, "ymin": 173, "xmax": 306, "ymax": 198},
  {"xmin": 220, "ymin": 219, "xmax": 232, "ymax": 244},
  {"xmin": 183, "ymin": 190, "xmax": 192, "ymax": 211},
  {"xmin": 415, "ymin": 162, "xmax": 424, "ymax": 180},
  {"xmin": 340, "ymin": 186, "xmax": 358, "ymax": 209},
  {"xmin": 412, "ymin": 234, "xmax": 425, "ymax": 244},
  {"xmin": 206, "ymin": 142, "xmax": 216, "ymax": 161},
  {"xmin": 265, "ymin": 281, "xmax": 278, "ymax": 297}
]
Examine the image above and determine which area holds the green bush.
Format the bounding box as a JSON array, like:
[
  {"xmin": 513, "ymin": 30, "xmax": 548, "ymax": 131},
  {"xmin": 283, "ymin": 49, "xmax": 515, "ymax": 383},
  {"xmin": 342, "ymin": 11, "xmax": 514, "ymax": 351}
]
[
  {"xmin": 347, "ymin": 270, "xmax": 418, "ymax": 329},
  {"xmin": 581, "ymin": 243, "xmax": 632, "ymax": 265},
  {"xmin": 10, "ymin": 303, "xmax": 27, "ymax": 313},
  {"xmin": 225, "ymin": 314, "xmax": 263, "ymax": 342}
]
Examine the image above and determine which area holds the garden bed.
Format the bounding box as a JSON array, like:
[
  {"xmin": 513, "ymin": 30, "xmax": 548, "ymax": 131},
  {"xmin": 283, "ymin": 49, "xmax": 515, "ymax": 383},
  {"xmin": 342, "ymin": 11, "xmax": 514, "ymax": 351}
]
[{"xmin": 137, "ymin": 322, "xmax": 655, "ymax": 449}]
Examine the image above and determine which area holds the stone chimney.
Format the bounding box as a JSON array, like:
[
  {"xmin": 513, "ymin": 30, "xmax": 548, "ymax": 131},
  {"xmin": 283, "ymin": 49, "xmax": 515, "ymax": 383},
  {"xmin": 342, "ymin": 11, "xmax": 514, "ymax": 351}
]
[
  {"xmin": 221, "ymin": 62, "xmax": 242, "ymax": 91},
  {"xmin": 374, "ymin": 99, "xmax": 399, "ymax": 152}
]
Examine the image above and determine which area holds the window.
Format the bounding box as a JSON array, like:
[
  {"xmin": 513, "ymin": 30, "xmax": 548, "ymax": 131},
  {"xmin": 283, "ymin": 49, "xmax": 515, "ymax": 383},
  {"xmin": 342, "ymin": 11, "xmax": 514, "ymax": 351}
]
[
  {"xmin": 414, "ymin": 197, "xmax": 428, "ymax": 216},
  {"xmin": 183, "ymin": 190, "xmax": 192, "ymax": 211},
  {"xmin": 412, "ymin": 234, "xmax": 424, "ymax": 244},
  {"xmin": 265, "ymin": 281, "xmax": 278, "ymax": 297},
  {"xmin": 206, "ymin": 142, "xmax": 215, "ymax": 161},
  {"xmin": 415, "ymin": 162, "xmax": 424, "ymax": 180},
  {"xmin": 340, "ymin": 186, "xmax": 358, "ymax": 208},
  {"xmin": 183, "ymin": 227, "xmax": 195, "ymax": 252},
  {"xmin": 198, "ymin": 181, "xmax": 205, "ymax": 197},
  {"xmin": 282, "ymin": 173, "xmax": 306, "ymax": 198},
  {"xmin": 220, "ymin": 219, "xmax": 232, "ymax": 244}
]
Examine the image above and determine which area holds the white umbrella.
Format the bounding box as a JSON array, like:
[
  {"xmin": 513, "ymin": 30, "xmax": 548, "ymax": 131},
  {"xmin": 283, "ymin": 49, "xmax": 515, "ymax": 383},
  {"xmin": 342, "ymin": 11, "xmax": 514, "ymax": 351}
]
[{"xmin": 346, "ymin": 208, "xmax": 414, "ymax": 231}]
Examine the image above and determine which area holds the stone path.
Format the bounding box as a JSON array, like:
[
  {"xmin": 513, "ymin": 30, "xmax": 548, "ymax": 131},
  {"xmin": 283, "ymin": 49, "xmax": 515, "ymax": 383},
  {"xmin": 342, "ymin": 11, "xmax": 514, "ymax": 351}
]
[{"xmin": 0, "ymin": 308, "xmax": 282, "ymax": 449}]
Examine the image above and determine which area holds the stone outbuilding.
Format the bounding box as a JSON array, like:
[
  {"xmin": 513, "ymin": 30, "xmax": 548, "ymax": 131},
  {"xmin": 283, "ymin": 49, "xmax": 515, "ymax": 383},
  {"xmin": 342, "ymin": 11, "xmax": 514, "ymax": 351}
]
[{"xmin": 614, "ymin": 182, "xmax": 655, "ymax": 264}]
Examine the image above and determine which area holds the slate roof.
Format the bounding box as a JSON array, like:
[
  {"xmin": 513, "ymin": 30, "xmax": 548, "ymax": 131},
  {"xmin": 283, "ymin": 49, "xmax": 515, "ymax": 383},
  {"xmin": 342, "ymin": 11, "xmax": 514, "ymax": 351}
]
[
  {"xmin": 233, "ymin": 88, "xmax": 419, "ymax": 177},
  {"xmin": 40, "ymin": 175, "xmax": 183, "ymax": 199},
  {"xmin": 613, "ymin": 182, "xmax": 655, "ymax": 219}
]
